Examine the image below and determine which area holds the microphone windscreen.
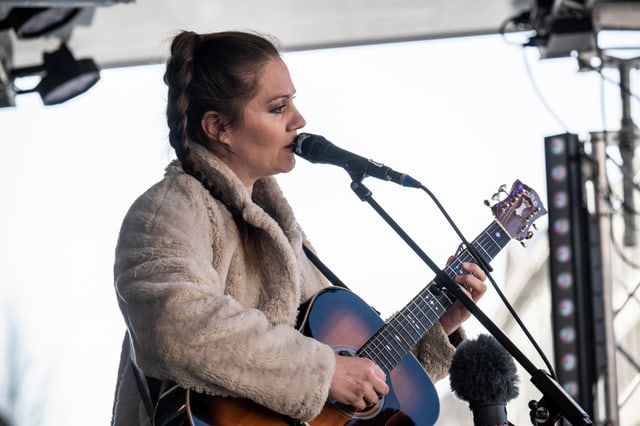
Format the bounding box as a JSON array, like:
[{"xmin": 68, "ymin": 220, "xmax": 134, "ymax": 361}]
[
  {"xmin": 293, "ymin": 133, "xmax": 329, "ymax": 162},
  {"xmin": 449, "ymin": 334, "xmax": 520, "ymax": 405}
]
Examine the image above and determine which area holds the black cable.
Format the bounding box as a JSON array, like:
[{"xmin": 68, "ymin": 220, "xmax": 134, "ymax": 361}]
[
  {"xmin": 606, "ymin": 193, "xmax": 640, "ymax": 270},
  {"xmin": 613, "ymin": 279, "xmax": 640, "ymax": 315},
  {"xmin": 606, "ymin": 153, "xmax": 640, "ymax": 197},
  {"xmin": 591, "ymin": 63, "xmax": 640, "ymax": 105}
]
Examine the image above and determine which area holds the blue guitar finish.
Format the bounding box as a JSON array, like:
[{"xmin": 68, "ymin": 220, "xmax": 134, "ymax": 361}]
[{"xmin": 298, "ymin": 286, "xmax": 439, "ymax": 425}]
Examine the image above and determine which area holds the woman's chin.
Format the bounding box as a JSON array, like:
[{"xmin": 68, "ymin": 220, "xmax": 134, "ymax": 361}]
[{"xmin": 279, "ymin": 156, "xmax": 296, "ymax": 174}]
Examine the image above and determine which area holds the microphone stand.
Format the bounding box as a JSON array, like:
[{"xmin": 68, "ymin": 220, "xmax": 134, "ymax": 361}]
[{"xmin": 348, "ymin": 178, "xmax": 594, "ymax": 426}]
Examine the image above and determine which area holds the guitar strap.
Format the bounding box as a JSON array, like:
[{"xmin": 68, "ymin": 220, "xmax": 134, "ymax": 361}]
[
  {"xmin": 303, "ymin": 244, "xmax": 384, "ymax": 317},
  {"xmin": 128, "ymin": 331, "xmax": 161, "ymax": 422},
  {"xmin": 302, "ymin": 244, "xmax": 349, "ymax": 289}
]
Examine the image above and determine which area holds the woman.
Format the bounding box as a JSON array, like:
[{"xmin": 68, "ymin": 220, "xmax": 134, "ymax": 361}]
[{"xmin": 110, "ymin": 30, "xmax": 487, "ymax": 425}]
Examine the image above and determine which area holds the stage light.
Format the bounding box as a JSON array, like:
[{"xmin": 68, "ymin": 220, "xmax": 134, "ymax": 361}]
[
  {"xmin": 521, "ymin": 1, "xmax": 640, "ymax": 59},
  {"xmin": 11, "ymin": 43, "xmax": 100, "ymax": 106},
  {"xmin": 0, "ymin": 7, "xmax": 81, "ymax": 39},
  {"xmin": 544, "ymin": 133, "xmax": 596, "ymax": 411},
  {"xmin": 0, "ymin": 34, "xmax": 14, "ymax": 107}
]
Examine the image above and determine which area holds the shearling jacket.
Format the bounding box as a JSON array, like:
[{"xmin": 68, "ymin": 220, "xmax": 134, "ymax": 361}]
[{"xmin": 110, "ymin": 143, "xmax": 459, "ymax": 425}]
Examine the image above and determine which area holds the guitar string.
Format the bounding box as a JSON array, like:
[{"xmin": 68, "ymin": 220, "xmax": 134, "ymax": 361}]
[
  {"xmin": 358, "ymin": 221, "xmax": 509, "ymax": 371},
  {"xmin": 360, "ymin": 191, "xmax": 543, "ymax": 371},
  {"xmin": 361, "ymin": 184, "xmax": 538, "ymax": 367},
  {"xmin": 371, "ymin": 221, "xmax": 509, "ymax": 370},
  {"xmin": 361, "ymin": 228, "xmax": 500, "ymax": 370}
]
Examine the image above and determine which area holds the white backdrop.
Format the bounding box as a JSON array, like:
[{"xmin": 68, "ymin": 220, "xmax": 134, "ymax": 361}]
[{"xmin": 0, "ymin": 33, "xmax": 633, "ymax": 425}]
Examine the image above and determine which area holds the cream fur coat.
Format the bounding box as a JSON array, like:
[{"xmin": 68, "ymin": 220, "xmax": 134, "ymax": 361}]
[{"xmin": 110, "ymin": 143, "xmax": 459, "ymax": 425}]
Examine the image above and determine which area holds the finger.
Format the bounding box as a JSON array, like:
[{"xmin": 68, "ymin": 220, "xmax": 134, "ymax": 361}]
[
  {"xmin": 373, "ymin": 377, "xmax": 390, "ymax": 397},
  {"xmin": 363, "ymin": 389, "xmax": 380, "ymax": 407},
  {"xmin": 453, "ymin": 277, "xmax": 486, "ymax": 304},
  {"xmin": 351, "ymin": 398, "xmax": 367, "ymax": 411},
  {"xmin": 467, "ymin": 273, "xmax": 488, "ymax": 295},
  {"xmin": 462, "ymin": 262, "xmax": 487, "ymax": 281},
  {"xmin": 373, "ymin": 364, "xmax": 387, "ymax": 381}
]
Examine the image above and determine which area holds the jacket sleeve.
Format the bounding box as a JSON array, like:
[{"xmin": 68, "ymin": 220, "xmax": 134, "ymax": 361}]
[
  {"xmin": 412, "ymin": 323, "xmax": 467, "ymax": 382},
  {"xmin": 114, "ymin": 176, "xmax": 335, "ymax": 422}
]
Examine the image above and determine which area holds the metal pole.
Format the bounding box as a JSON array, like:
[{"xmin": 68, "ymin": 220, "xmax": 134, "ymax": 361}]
[
  {"xmin": 592, "ymin": 132, "xmax": 619, "ymax": 425},
  {"xmin": 617, "ymin": 59, "xmax": 639, "ymax": 247}
]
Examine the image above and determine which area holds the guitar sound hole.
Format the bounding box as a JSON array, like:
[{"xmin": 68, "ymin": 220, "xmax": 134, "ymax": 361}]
[{"xmin": 334, "ymin": 398, "xmax": 384, "ymax": 420}]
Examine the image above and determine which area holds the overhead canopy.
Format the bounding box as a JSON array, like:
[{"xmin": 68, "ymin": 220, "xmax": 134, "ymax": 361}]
[
  {"xmin": 2, "ymin": 0, "xmax": 530, "ymax": 69},
  {"xmin": 2, "ymin": 0, "xmax": 638, "ymax": 107}
]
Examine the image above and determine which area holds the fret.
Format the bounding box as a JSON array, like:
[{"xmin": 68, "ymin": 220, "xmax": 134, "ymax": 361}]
[
  {"xmin": 382, "ymin": 323, "xmax": 410, "ymax": 368},
  {"xmin": 378, "ymin": 327, "xmax": 403, "ymax": 360},
  {"xmin": 414, "ymin": 293, "xmax": 443, "ymax": 324},
  {"xmin": 368, "ymin": 338, "xmax": 396, "ymax": 372},
  {"xmin": 400, "ymin": 308, "xmax": 425, "ymax": 336},
  {"xmin": 390, "ymin": 318, "xmax": 417, "ymax": 350},
  {"xmin": 395, "ymin": 313, "xmax": 419, "ymax": 343},
  {"xmin": 386, "ymin": 321, "xmax": 412, "ymax": 349}
]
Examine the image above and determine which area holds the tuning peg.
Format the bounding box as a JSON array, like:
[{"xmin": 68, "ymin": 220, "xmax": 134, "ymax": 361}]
[{"xmin": 492, "ymin": 184, "xmax": 510, "ymax": 201}]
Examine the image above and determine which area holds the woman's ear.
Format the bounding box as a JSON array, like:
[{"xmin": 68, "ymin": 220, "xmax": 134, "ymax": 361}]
[{"xmin": 201, "ymin": 111, "xmax": 230, "ymax": 146}]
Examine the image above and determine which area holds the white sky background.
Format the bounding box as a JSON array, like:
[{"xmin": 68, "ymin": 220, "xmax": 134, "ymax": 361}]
[{"xmin": 0, "ymin": 33, "xmax": 635, "ymax": 425}]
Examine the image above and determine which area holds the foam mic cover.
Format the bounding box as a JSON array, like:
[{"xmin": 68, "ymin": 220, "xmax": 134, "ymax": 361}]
[{"xmin": 449, "ymin": 334, "xmax": 520, "ymax": 426}]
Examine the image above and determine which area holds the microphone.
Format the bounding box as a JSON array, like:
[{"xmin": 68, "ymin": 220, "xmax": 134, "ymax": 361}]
[
  {"xmin": 449, "ymin": 334, "xmax": 520, "ymax": 426},
  {"xmin": 292, "ymin": 133, "xmax": 422, "ymax": 188}
]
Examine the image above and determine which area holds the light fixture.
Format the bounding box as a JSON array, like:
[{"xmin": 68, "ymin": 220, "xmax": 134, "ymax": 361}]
[
  {"xmin": 593, "ymin": 1, "xmax": 640, "ymax": 59},
  {"xmin": 0, "ymin": 7, "xmax": 81, "ymax": 39},
  {"xmin": 522, "ymin": 0, "xmax": 596, "ymax": 59},
  {"xmin": 520, "ymin": 1, "xmax": 640, "ymax": 59},
  {"xmin": 0, "ymin": 32, "xmax": 15, "ymax": 107},
  {"xmin": 11, "ymin": 43, "xmax": 100, "ymax": 106},
  {"xmin": 544, "ymin": 133, "xmax": 596, "ymax": 410}
]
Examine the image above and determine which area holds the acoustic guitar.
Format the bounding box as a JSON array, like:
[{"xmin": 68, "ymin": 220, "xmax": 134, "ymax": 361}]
[{"xmin": 153, "ymin": 179, "xmax": 546, "ymax": 426}]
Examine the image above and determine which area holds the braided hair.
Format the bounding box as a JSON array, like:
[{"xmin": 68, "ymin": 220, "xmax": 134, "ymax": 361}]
[{"xmin": 163, "ymin": 30, "xmax": 281, "ymax": 263}]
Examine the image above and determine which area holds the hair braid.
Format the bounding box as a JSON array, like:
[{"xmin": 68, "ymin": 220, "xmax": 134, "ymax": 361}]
[
  {"xmin": 164, "ymin": 30, "xmax": 281, "ymax": 264},
  {"xmin": 164, "ymin": 31, "xmax": 236, "ymax": 213},
  {"xmin": 164, "ymin": 32, "xmax": 197, "ymax": 167}
]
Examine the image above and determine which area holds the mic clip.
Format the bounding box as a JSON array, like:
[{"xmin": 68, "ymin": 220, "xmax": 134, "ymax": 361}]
[{"xmin": 529, "ymin": 397, "xmax": 558, "ymax": 425}]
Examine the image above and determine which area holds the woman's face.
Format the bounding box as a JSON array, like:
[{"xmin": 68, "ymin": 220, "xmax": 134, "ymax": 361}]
[{"xmin": 220, "ymin": 57, "xmax": 306, "ymax": 191}]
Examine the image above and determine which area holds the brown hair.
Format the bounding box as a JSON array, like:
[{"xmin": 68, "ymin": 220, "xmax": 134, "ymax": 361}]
[{"xmin": 164, "ymin": 30, "xmax": 281, "ymax": 263}]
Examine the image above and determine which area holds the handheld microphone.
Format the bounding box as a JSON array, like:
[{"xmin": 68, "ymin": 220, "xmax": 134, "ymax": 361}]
[
  {"xmin": 449, "ymin": 334, "xmax": 520, "ymax": 426},
  {"xmin": 292, "ymin": 133, "xmax": 422, "ymax": 188}
]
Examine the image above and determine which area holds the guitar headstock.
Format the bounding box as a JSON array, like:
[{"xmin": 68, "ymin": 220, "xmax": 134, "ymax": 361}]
[{"xmin": 488, "ymin": 180, "xmax": 547, "ymax": 242}]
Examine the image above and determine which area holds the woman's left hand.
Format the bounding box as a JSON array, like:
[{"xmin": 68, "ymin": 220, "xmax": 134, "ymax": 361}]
[{"xmin": 438, "ymin": 258, "xmax": 488, "ymax": 335}]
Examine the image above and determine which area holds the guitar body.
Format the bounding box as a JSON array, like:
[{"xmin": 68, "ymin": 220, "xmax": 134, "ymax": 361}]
[
  {"xmin": 154, "ymin": 286, "xmax": 439, "ymax": 426},
  {"xmin": 298, "ymin": 286, "xmax": 440, "ymax": 425}
]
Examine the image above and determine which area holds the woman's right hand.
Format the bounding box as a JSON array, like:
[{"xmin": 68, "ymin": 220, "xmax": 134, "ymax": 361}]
[{"xmin": 328, "ymin": 355, "xmax": 390, "ymax": 411}]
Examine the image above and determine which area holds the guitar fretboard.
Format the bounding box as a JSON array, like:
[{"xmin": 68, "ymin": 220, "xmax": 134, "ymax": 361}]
[{"xmin": 356, "ymin": 220, "xmax": 511, "ymax": 374}]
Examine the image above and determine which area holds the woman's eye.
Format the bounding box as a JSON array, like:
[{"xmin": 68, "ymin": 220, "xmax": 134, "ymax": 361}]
[{"xmin": 271, "ymin": 104, "xmax": 286, "ymax": 114}]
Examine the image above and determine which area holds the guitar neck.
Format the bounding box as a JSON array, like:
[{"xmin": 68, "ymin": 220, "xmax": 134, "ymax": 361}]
[{"xmin": 357, "ymin": 220, "xmax": 511, "ymax": 374}]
